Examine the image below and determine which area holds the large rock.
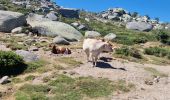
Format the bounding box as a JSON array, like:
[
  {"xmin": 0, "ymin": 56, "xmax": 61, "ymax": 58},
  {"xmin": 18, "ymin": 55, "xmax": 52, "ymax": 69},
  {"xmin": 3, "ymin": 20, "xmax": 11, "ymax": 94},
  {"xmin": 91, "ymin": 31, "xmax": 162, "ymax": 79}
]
[
  {"xmin": 0, "ymin": 10, "xmax": 26, "ymax": 32},
  {"xmin": 85, "ymin": 31, "xmax": 101, "ymax": 38},
  {"xmin": 53, "ymin": 36, "xmax": 70, "ymax": 45},
  {"xmin": 59, "ymin": 8, "xmax": 79, "ymax": 18},
  {"xmin": 104, "ymin": 33, "xmax": 117, "ymax": 41},
  {"xmin": 27, "ymin": 13, "xmax": 83, "ymax": 41},
  {"xmin": 126, "ymin": 22, "xmax": 153, "ymax": 31},
  {"xmin": 45, "ymin": 11, "xmax": 58, "ymax": 21},
  {"xmin": 11, "ymin": 27, "xmax": 22, "ymax": 34},
  {"xmin": 15, "ymin": 50, "xmax": 39, "ymax": 62},
  {"xmin": 0, "ymin": 76, "xmax": 9, "ymax": 84}
]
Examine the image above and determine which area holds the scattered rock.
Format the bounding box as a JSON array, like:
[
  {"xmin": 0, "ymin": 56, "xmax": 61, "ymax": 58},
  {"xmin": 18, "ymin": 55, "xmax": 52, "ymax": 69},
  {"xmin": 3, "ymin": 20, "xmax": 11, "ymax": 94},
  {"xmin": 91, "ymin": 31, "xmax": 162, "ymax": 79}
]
[
  {"xmin": 71, "ymin": 22, "xmax": 79, "ymax": 27},
  {"xmin": 15, "ymin": 50, "xmax": 39, "ymax": 62},
  {"xmin": 78, "ymin": 24, "xmax": 87, "ymax": 30},
  {"xmin": 11, "ymin": 27, "xmax": 22, "ymax": 34},
  {"xmin": 0, "ymin": 76, "xmax": 9, "ymax": 84},
  {"xmin": 29, "ymin": 46, "xmax": 39, "ymax": 51},
  {"xmin": 126, "ymin": 22, "xmax": 153, "ymax": 32},
  {"xmin": 104, "ymin": 33, "xmax": 117, "ymax": 41},
  {"xmin": 13, "ymin": 33, "xmax": 26, "ymax": 37},
  {"xmin": 85, "ymin": 31, "xmax": 101, "ymax": 38},
  {"xmin": 53, "ymin": 36, "xmax": 70, "ymax": 45},
  {"xmin": 0, "ymin": 10, "xmax": 26, "ymax": 32}
]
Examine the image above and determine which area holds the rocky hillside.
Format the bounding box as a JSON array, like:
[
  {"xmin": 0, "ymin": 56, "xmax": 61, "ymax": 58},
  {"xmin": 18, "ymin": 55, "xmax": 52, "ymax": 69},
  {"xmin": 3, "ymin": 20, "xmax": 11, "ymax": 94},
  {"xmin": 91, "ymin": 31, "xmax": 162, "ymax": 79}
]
[{"xmin": 0, "ymin": 0, "xmax": 170, "ymax": 100}]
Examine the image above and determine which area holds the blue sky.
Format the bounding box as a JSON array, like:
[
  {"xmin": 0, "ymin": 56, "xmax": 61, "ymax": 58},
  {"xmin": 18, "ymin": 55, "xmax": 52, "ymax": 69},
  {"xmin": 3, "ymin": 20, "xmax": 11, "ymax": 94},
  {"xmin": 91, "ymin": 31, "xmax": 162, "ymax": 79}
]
[{"xmin": 55, "ymin": 0, "xmax": 170, "ymax": 22}]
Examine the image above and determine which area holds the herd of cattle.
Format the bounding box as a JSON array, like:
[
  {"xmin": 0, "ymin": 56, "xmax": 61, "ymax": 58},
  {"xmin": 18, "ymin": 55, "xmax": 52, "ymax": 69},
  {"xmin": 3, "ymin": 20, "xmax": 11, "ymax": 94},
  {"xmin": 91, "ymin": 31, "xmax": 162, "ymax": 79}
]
[{"xmin": 50, "ymin": 38, "xmax": 114, "ymax": 67}]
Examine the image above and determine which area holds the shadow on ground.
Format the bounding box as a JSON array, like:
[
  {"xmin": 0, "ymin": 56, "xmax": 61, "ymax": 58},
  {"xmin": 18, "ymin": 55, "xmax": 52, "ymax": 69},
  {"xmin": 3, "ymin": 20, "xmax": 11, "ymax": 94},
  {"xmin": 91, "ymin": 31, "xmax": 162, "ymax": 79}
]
[{"xmin": 96, "ymin": 61, "xmax": 127, "ymax": 71}]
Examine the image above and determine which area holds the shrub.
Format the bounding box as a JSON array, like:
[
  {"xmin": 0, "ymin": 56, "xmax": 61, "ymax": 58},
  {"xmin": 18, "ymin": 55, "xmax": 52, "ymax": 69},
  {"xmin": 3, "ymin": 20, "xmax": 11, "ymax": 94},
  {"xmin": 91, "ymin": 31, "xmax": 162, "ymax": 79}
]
[
  {"xmin": 144, "ymin": 47, "xmax": 169, "ymax": 57},
  {"xmin": 25, "ymin": 60, "xmax": 48, "ymax": 73},
  {"xmin": 155, "ymin": 30, "xmax": 170, "ymax": 44},
  {"xmin": 0, "ymin": 51, "xmax": 26, "ymax": 76},
  {"xmin": 115, "ymin": 46, "xmax": 142, "ymax": 59}
]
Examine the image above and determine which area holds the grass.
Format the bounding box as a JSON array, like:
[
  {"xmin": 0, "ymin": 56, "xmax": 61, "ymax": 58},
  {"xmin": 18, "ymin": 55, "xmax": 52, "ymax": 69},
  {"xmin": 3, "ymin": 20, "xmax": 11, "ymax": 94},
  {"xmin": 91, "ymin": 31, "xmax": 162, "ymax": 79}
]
[
  {"xmin": 60, "ymin": 17, "xmax": 157, "ymax": 45},
  {"xmin": 56, "ymin": 57, "xmax": 83, "ymax": 67},
  {"xmin": 12, "ymin": 78, "xmax": 23, "ymax": 83},
  {"xmin": 49, "ymin": 75, "xmax": 134, "ymax": 99},
  {"xmin": 15, "ymin": 84, "xmax": 50, "ymax": 100},
  {"xmin": 0, "ymin": 36, "xmax": 28, "ymax": 50},
  {"xmin": 25, "ymin": 60, "xmax": 48, "ymax": 73},
  {"xmin": 144, "ymin": 46, "xmax": 170, "ymax": 59},
  {"xmin": 15, "ymin": 75, "xmax": 135, "ymax": 100},
  {"xmin": 25, "ymin": 75, "xmax": 36, "ymax": 81},
  {"xmin": 114, "ymin": 46, "xmax": 143, "ymax": 60},
  {"xmin": 144, "ymin": 67, "xmax": 168, "ymax": 77}
]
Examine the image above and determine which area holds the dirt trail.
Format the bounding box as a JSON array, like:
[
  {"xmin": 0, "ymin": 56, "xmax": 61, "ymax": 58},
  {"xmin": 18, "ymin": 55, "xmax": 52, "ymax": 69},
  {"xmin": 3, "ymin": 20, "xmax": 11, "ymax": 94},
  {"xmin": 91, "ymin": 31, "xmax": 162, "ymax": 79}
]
[{"xmin": 63, "ymin": 49, "xmax": 170, "ymax": 100}]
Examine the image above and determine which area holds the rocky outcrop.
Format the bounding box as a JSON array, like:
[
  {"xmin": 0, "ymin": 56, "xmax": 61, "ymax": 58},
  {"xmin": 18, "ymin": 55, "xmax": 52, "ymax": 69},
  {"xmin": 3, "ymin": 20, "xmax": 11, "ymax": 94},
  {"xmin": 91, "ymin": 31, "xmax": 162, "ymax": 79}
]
[
  {"xmin": 59, "ymin": 8, "xmax": 79, "ymax": 18},
  {"xmin": 11, "ymin": 27, "xmax": 23, "ymax": 34},
  {"xmin": 45, "ymin": 11, "xmax": 58, "ymax": 21},
  {"xmin": 104, "ymin": 33, "xmax": 117, "ymax": 41},
  {"xmin": 85, "ymin": 31, "xmax": 101, "ymax": 38},
  {"xmin": 0, "ymin": 10, "xmax": 26, "ymax": 33},
  {"xmin": 126, "ymin": 22, "xmax": 153, "ymax": 32},
  {"xmin": 53, "ymin": 36, "xmax": 70, "ymax": 45},
  {"xmin": 27, "ymin": 13, "xmax": 83, "ymax": 41},
  {"xmin": 15, "ymin": 50, "xmax": 39, "ymax": 62}
]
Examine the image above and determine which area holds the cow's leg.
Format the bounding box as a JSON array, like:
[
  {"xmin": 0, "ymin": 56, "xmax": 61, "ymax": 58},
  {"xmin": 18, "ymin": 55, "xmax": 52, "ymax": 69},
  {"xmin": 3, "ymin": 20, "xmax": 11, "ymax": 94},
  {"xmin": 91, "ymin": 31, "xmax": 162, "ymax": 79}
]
[
  {"xmin": 94, "ymin": 56, "xmax": 98, "ymax": 67},
  {"xmin": 85, "ymin": 50, "xmax": 90, "ymax": 62}
]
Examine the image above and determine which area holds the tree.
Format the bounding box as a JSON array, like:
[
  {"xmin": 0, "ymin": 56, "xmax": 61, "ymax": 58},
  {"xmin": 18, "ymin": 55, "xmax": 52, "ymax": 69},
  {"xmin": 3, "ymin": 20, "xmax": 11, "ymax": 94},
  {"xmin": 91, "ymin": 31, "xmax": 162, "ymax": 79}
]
[
  {"xmin": 154, "ymin": 17, "xmax": 160, "ymax": 22},
  {"xmin": 131, "ymin": 12, "xmax": 138, "ymax": 17}
]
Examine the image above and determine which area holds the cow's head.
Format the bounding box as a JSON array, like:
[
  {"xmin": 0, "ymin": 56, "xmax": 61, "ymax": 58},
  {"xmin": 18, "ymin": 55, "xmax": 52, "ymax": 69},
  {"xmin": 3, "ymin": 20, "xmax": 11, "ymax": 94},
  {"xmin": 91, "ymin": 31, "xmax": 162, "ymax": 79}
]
[{"xmin": 103, "ymin": 42, "xmax": 113, "ymax": 52}]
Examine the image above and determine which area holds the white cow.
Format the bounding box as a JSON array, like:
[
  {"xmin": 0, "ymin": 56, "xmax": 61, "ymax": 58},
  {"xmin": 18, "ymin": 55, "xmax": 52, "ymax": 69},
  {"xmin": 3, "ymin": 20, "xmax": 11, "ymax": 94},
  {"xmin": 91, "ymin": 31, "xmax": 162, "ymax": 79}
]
[{"xmin": 83, "ymin": 38, "xmax": 113, "ymax": 67}]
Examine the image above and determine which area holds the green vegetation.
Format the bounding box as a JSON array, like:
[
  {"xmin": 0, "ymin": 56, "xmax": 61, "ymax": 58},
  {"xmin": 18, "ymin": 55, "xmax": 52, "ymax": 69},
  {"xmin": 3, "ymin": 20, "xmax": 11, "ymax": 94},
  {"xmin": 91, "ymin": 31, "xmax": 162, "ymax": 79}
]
[
  {"xmin": 115, "ymin": 46, "xmax": 142, "ymax": 59},
  {"xmin": 61, "ymin": 17, "xmax": 156, "ymax": 45},
  {"xmin": 12, "ymin": 78, "xmax": 23, "ymax": 83},
  {"xmin": 0, "ymin": 51, "xmax": 26, "ymax": 76},
  {"xmin": 25, "ymin": 60, "xmax": 48, "ymax": 73},
  {"xmin": 15, "ymin": 84, "xmax": 50, "ymax": 100},
  {"xmin": 0, "ymin": 36, "xmax": 28, "ymax": 50},
  {"xmin": 56, "ymin": 57, "xmax": 83, "ymax": 67},
  {"xmin": 144, "ymin": 67, "xmax": 168, "ymax": 77},
  {"xmin": 25, "ymin": 75, "xmax": 36, "ymax": 81},
  {"xmin": 144, "ymin": 47, "xmax": 170, "ymax": 59},
  {"xmin": 0, "ymin": 0, "xmax": 32, "ymax": 14},
  {"xmin": 155, "ymin": 30, "xmax": 170, "ymax": 45},
  {"xmin": 15, "ymin": 75, "xmax": 134, "ymax": 100}
]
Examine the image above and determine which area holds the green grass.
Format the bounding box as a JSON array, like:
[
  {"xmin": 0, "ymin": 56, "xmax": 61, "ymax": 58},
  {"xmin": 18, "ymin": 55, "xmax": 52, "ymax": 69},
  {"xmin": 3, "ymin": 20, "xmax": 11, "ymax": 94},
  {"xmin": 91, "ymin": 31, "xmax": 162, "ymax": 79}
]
[
  {"xmin": 12, "ymin": 78, "xmax": 23, "ymax": 83},
  {"xmin": 56, "ymin": 57, "xmax": 83, "ymax": 67},
  {"xmin": 24, "ymin": 75, "xmax": 36, "ymax": 81},
  {"xmin": 144, "ymin": 46, "xmax": 170, "ymax": 59},
  {"xmin": 144, "ymin": 67, "xmax": 168, "ymax": 77},
  {"xmin": 25, "ymin": 60, "xmax": 48, "ymax": 73},
  {"xmin": 15, "ymin": 75, "xmax": 135, "ymax": 100},
  {"xmin": 114, "ymin": 46, "xmax": 143, "ymax": 59},
  {"xmin": 60, "ymin": 17, "xmax": 157, "ymax": 45}
]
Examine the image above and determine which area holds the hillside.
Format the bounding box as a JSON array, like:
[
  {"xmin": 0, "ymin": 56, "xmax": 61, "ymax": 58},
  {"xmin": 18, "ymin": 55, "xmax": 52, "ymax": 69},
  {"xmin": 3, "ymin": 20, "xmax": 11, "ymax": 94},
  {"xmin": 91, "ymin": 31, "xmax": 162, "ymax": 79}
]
[{"xmin": 0, "ymin": 0, "xmax": 170, "ymax": 100}]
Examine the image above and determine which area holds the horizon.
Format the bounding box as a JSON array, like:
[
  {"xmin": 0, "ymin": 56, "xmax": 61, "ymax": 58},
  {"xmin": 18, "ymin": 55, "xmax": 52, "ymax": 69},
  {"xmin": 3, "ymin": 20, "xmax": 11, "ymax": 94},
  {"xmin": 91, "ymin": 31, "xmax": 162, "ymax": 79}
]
[{"xmin": 55, "ymin": 0, "xmax": 170, "ymax": 23}]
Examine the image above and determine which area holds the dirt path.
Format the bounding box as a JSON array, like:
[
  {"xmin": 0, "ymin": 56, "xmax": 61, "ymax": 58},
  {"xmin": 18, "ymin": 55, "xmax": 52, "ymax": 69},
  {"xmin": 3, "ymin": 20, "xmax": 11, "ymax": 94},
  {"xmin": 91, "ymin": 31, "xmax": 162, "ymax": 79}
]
[{"xmin": 62, "ymin": 49, "xmax": 170, "ymax": 100}]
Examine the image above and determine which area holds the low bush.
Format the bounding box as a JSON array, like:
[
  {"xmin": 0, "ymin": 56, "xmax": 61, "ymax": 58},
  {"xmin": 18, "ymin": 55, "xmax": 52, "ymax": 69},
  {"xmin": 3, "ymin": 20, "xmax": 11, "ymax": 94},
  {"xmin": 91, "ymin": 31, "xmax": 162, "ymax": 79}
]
[
  {"xmin": 144, "ymin": 47, "xmax": 170, "ymax": 58},
  {"xmin": 155, "ymin": 30, "xmax": 170, "ymax": 45},
  {"xmin": 0, "ymin": 51, "xmax": 26, "ymax": 76},
  {"xmin": 115, "ymin": 46, "xmax": 142, "ymax": 59},
  {"xmin": 25, "ymin": 60, "xmax": 48, "ymax": 73}
]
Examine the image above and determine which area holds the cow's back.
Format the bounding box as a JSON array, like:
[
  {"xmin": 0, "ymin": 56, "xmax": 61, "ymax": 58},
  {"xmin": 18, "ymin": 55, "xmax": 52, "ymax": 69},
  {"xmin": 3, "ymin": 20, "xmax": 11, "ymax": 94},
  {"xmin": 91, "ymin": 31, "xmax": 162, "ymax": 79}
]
[{"xmin": 83, "ymin": 38, "xmax": 102, "ymax": 51}]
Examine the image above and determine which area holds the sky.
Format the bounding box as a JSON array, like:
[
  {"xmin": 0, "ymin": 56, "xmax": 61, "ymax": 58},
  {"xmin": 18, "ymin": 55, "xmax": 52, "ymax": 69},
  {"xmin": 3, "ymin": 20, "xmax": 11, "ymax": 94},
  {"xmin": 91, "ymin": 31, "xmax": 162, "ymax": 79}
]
[{"xmin": 55, "ymin": 0, "xmax": 170, "ymax": 22}]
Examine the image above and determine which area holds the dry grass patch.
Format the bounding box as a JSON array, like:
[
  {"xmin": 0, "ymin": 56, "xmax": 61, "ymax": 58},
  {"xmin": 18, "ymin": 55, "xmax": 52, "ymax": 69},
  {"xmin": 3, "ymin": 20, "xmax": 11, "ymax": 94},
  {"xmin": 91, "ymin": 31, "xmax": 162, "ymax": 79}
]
[
  {"xmin": 56, "ymin": 57, "xmax": 83, "ymax": 67},
  {"xmin": 144, "ymin": 67, "xmax": 168, "ymax": 77}
]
